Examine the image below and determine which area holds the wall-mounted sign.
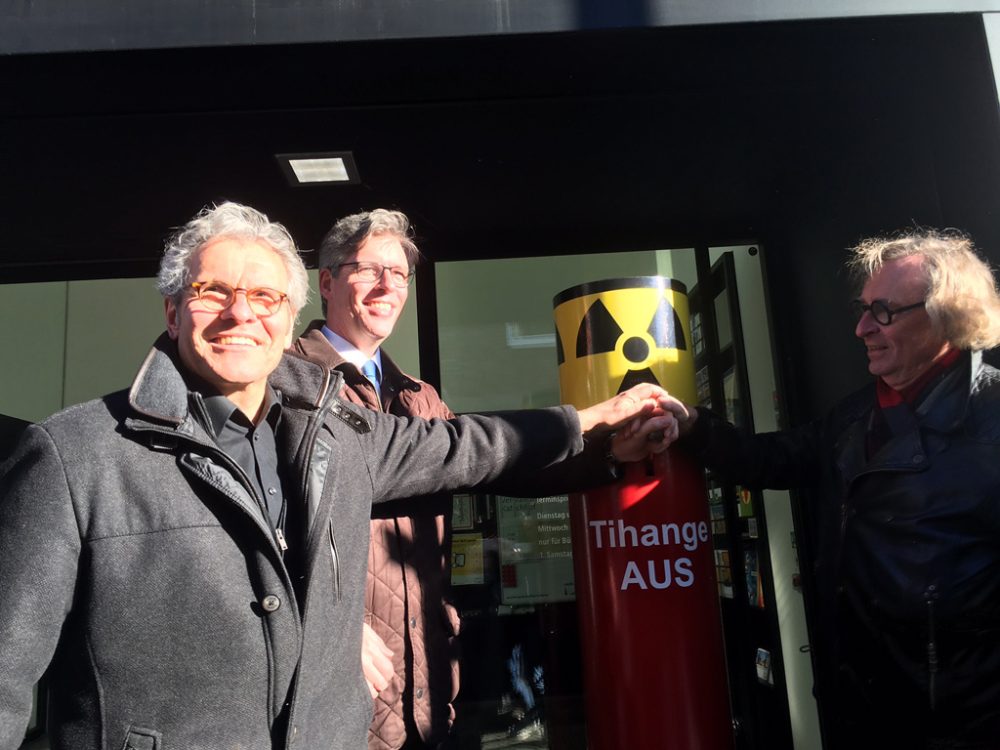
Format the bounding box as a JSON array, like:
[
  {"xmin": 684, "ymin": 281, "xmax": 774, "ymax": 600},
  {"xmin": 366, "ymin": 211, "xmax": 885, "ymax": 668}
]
[
  {"xmin": 452, "ymin": 533, "xmax": 484, "ymax": 586},
  {"xmin": 496, "ymin": 495, "xmax": 575, "ymax": 604}
]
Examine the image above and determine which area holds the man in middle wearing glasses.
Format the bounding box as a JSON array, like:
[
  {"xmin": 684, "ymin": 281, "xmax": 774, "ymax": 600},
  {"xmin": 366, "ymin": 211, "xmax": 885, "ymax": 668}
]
[{"xmin": 293, "ymin": 210, "xmax": 627, "ymax": 750}]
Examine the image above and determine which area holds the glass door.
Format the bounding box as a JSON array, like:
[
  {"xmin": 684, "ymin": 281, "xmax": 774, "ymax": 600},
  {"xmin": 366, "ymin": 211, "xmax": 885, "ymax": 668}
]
[
  {"xmin": 434, "ymin": 248, "xmax": 694, "ymax": 749},
  {"xmin": 430, "ymin": 245, "xmax": 818, "ymax": 750}
]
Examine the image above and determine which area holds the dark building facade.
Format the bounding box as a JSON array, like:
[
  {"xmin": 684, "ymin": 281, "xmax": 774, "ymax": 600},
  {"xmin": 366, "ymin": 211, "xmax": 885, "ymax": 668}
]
[{"xmin": 3, "ymin": 5, "xmax": 1000, "ymax": 749}]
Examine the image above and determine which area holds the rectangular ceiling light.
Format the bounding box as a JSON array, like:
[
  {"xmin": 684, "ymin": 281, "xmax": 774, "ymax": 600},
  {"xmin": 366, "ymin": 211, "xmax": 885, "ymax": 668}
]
[
  {"xmin": 290, "ymin": 157, "xmax": 348, "ymax": 183},
  {"xmin": 276, "ymin": 151, "xmax": 360, "ymax": 186}
]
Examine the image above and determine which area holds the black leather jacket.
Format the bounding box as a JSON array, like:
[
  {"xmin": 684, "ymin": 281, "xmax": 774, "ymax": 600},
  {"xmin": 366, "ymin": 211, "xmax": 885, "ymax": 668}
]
[{"xmin": 684, "ymin": 351, "xmax": 1000, "ymax": 747}]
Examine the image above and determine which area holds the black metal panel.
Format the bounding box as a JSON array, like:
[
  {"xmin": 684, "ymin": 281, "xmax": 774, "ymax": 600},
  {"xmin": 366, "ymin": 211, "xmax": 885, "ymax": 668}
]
[
  {"xmin": 4, "ymin": 16, "xmax": 995, "ymax": 281},
  {"xmin": 1, "ymin": 14, "xmax": 999, "ymax": 427},
  {"xmin": 1, "ymin": 0, "xmax": 666, "ymax": 55}
]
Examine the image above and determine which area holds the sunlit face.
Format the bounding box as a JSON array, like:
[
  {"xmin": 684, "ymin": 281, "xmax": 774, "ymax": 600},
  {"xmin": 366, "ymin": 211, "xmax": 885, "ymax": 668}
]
[
  {"xmin": 165, "ymin": 237, "xmax": 295, "ymax": 418},
  {"xmin": 854, "ymin": 255, "xmax": 951, "ymax": 390},
  {"xmin": 320, "ymin": 233, "xmax": 410, "ymax": 357}
]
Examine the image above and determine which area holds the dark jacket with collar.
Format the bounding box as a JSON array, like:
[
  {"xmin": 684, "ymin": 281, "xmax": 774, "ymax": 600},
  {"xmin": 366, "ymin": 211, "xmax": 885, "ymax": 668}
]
[
  {"xmin": 683, "ymin": 351, "xmax": 1000, "ymax": 747},
  {"xmin": 292, "ymin": 322, "xmax": 618, "ymax": 750},
  {"xmin": 0, "ymin": 334, "xmax": 585, "ymax": 750}
]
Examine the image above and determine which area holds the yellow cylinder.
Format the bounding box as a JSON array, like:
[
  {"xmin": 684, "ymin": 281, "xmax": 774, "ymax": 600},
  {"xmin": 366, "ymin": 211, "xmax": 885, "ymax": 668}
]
[{"xmin": 553, "ymin": 276, "xmax": 696, "ymax": 408}]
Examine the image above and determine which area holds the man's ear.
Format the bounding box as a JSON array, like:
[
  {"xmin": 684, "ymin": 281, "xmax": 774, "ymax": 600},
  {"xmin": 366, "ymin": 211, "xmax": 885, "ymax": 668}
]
[
  {"xmin": 283, "ymin": 311, "xmax": 296, "ymax": 349},
  {"xmin": 165, "ymin": 297, "xmax": 180, "ymax": 339},
  {"xmin": 319, "ymin": 268, "xmax": 335, "ymax": 301}
]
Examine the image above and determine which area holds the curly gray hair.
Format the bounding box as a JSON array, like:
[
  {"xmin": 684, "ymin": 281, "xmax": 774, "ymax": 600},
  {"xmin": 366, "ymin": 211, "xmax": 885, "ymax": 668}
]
[
  {"xmin": 849, "ymin": 229, "xmax": 1000, "ymax": 350},
  {"xmin": 156, "ymin": 202, "xmax": 310, "ymax": 317}
]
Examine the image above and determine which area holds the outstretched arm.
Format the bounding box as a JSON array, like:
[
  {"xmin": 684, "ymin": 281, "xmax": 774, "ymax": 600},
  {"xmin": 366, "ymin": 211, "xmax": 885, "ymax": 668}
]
[
  {"xmin": 677, "ymin": 404, "xmax": 825, "ymax": 490},
  {"xmin": 362, "ymin": 384, "xmax": 689, "ymax": 503}
]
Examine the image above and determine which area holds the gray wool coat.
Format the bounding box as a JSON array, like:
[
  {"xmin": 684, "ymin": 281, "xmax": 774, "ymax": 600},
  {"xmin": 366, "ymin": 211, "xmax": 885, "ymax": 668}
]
[{"xmin": 0, "ymin": 335, "xmax": 584, "ymax": 750}]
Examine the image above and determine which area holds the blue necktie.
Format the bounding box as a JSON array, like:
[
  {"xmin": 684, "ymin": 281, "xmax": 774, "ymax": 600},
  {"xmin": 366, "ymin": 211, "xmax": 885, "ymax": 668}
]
[{"xmin": 361, "ymin": 360, "xmax": 380, "ymax": 392}]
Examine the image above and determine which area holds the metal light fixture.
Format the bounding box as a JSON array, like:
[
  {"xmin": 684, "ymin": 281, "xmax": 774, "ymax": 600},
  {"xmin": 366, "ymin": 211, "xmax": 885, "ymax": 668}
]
[{"xmin": 276, "ymin": 151, "xmax": 360, "ymax": 186}]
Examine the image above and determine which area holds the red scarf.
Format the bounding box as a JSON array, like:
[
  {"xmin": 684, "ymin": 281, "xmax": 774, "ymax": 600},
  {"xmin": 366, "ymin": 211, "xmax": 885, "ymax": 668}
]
[{"xmin": 875, "ymin": 348, "xmax": 962, "ymax": 408}]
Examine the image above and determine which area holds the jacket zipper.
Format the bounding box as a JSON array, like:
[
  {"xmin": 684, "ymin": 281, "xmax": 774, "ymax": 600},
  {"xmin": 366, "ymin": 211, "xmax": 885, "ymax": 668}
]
[
  {"xmin": 143, "ymin": 425, "xmax": 287, "ymax": 557},
  {"xmin": 296, "ymin": 371, "xmax": 339, "ymax": 602},
  {"xmin": 201, "ymin": 444, "xmax": 288, "ymax": 556},
  {"xmin": 925, "ymin": 588, "xmax": 939, "ymax": 710},
  {"xmin": 336, "ymin": 368, "xmax": 388, "ymax": 604},
  {"xmin": 284, "ymin": 370, "xmax": 339, "ymax": 747},
  {"xmin": 329, "ymin": 520, "xmax": 341, "ymax": 603}
]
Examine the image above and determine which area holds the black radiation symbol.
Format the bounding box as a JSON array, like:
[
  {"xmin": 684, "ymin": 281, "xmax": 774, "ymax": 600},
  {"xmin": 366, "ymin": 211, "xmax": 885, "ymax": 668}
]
[{"xmin": 564, "ymin": 296, "xmax": 687, "ymax": 393}]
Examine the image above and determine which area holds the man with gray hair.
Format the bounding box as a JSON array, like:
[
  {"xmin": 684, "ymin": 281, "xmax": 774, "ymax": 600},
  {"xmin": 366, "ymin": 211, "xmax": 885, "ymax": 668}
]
[
  {"xmin": 293, "ymin": 209, "xmax": 637, "ymax": 749},
  {"xmin": 0, "ymin": 201, "xmax": 684, "ymax": 750},
  {"xmin": 678, "ymin": 230, "xmax": 1000, "ymax": 749},
  {"xmin": 294, "ymin": 209, "xmax": 450, "ymax": 750}
]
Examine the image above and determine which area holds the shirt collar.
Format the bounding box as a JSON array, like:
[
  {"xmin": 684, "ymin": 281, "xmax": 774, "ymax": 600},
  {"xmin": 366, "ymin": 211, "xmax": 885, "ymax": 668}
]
[
  {"xmin": 876, "ymin": 347, "xmax": 962, "ymax": 409},
  {"xmin": 320, "ymin": 325, "xmax": 382, "ymax": 374},
  {"xmin": 199, "ymin": 386, "xmax": 282, "ymax": 437}
]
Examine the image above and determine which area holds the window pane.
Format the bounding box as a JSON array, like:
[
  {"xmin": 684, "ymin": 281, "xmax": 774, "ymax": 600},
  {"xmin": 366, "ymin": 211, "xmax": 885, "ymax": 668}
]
[{"xmin": 436, "ymin": 247, "xmax": 695, "ymax": 748}]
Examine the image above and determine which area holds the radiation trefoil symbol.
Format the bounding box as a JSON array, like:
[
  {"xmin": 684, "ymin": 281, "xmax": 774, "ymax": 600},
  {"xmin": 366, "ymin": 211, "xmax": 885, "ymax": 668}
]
[{"xmin": 554, "ymin": 279, "xmax": 696, "ymax": 408}]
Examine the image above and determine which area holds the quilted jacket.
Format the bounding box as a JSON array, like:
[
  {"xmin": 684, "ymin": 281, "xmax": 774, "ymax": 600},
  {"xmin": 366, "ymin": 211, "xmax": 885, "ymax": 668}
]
[{"xmin": 293, "ymin": 322, "xmax": 619, "ymax": 749}]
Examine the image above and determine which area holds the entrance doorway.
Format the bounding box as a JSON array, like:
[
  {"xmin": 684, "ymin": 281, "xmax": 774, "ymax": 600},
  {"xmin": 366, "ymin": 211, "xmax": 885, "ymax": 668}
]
[{"xmin": 430, "ymin": 245, "xmax": 819, "ymax": 749}]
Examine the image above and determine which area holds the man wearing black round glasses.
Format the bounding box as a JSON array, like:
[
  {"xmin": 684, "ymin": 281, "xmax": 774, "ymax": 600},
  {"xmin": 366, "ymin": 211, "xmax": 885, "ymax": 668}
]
[{"xmin": 677, "ymin": 230, "xmax": 1000, "ymax": 750}]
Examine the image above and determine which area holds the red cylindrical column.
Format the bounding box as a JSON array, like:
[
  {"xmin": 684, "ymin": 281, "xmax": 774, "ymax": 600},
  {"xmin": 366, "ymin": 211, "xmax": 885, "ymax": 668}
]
[{"xmin": 553, "ymin": 277, "xmax": 732, "ymax": 750}]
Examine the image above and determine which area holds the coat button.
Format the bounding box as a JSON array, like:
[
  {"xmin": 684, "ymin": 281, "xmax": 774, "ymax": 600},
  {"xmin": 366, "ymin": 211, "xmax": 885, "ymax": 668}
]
[
  {"xmin": 416, "ymin": 688, "xmax": 424, "ymax": 699},
  {"xmin": 410, "ymin": 617, "xmax": 417, "ymax": 628},
  {"xmin": 913, "ymin": 454, "xmax": 924, "ymax": 463},
  {"xmin": 262, "ymin": 595, "xmax": 281, "ymax": 612}
]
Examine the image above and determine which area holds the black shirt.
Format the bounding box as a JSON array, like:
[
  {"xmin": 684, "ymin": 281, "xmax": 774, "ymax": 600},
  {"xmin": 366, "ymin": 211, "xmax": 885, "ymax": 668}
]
[{"xmin": 197, "ymin": 388, "xmax": 286, "ymax": 531}]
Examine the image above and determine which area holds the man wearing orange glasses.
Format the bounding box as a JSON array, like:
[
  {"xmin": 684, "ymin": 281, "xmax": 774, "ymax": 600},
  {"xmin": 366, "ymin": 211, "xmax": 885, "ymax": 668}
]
[{"xmin": 0, "ymin": 201, "xmax": 686, "ymax": 750}]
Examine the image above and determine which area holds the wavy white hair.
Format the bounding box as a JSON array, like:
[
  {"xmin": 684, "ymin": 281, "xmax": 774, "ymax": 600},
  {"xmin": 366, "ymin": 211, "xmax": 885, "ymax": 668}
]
[{"xmin": 849, "ymin": 229, "xmax": 1000, "ymax": 350}]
